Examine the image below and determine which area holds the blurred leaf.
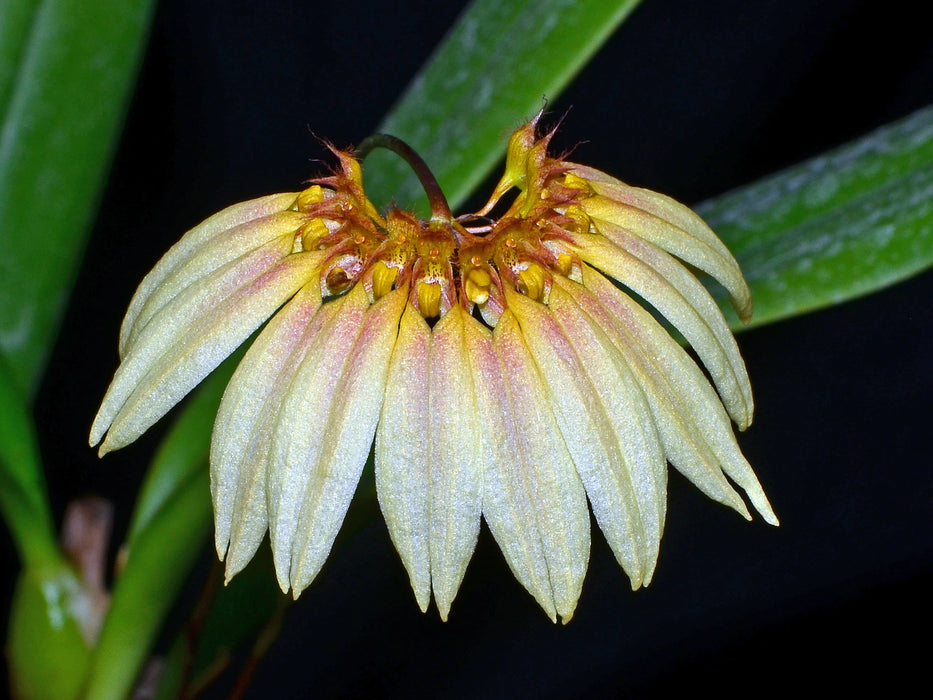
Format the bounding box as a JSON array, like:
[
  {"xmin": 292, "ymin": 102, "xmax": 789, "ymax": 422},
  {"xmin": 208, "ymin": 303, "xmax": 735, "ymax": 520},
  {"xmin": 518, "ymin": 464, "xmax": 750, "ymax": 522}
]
[
  {"xmin": 7, "ymin": 563, "xmax": 92, "ymax": 700},
  {"xmin": 82, "ymin": 466, "xmax": 211, "ymax": 700},
  {"xmin": 0, "ymin": 355, "xmax": 57, "ymax": 568},
  {"xmin": 0, "ymin": 1, "xmax": 39, "ymax": 119},
  {"xmin": 0, "ymin": 0, "xmax": 156, "ymax": 399},
  {"xmin": 700, "ymin": 105, "xmax": 933, "ymax": 329},
  {"xmin": 365, "ymin": 0, "xmax": 643, "ymax": 212},
  {"xmin": 80, "ymin": 360, "xmax": 235, "ymax": 700}
]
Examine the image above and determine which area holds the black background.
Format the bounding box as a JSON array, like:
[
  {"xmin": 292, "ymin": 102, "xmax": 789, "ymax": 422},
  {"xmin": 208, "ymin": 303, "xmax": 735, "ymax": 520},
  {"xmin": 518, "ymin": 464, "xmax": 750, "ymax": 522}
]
[{"xmin": 4, "ymin": 0, "xmax": 932, "ymax": 697}]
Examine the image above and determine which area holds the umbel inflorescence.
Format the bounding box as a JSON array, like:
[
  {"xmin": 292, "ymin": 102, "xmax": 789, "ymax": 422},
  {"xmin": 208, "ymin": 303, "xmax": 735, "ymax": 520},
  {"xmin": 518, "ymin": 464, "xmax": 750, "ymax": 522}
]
[{"xmin": 90, "ymin": 114, "xmax": 777, "ymax": 623}]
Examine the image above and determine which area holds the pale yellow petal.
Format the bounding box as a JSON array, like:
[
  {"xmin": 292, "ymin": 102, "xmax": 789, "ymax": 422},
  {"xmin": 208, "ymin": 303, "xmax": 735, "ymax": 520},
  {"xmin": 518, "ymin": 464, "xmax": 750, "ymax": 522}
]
[
  {"xmin": 574, "ymin": 268, "xmax": 777, "ymax": 525},
  {"xmin": 465, "ymin": 316, "xmax": 558, "ymax": 621},
  {"xmin": 546, "ymin": 283, "xmax": 669, "ymax": 584},
  {"xmin": 567, "ymin": 165, "xmax": 735, "ymax": 262},
  {"xmin": 94, "ymin": 249, "xmax": 320, "ymax": 455},
  {"xmin": 491, "ymin": 310, "xmax": 590, "ymax": 623},
  {"xmin": 123, "ymin": 211, "xmax": 307, "ymax": 356},
  {"xmin": 375, "ymin": 304, "xmax": 432, "ymax": 611},
  {"xmin": 91, "ymin": 234, "xmax": 298, "ymax": 448},
  {"xmin": 211, "ymin": 281, "xmax": 322, "ymax": 572},
  {"xmin": 582, "ymin": 195, "xmax": 752, "ymax": 322},
  {"xmin": 119, "ymin": 192, "xmax": 299, "ymax": 354},
  {"xmin": 289, "ymin": 285, "xmax": 408, "ymax": 595},
  {"xmin": 428, "ymin": 305, "xmax": 483, "ymax": 620},
  {"xmin": 507, "ymin": 288, "xmax": 647, "ymax": 588},
  {"xmin": 571, "ymin": 231, "xmax": 754, "ymax": 430},
  {"xmin": 266, "ymin": 289, "xmax": 366, "ymax": 591}
]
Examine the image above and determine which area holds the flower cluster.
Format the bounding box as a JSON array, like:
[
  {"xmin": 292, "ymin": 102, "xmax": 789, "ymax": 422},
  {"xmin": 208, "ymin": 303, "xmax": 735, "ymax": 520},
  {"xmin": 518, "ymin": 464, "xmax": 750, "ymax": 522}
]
[{"xmin": 90, "ymin": 114, "xmax": 776, "ymax": 623}]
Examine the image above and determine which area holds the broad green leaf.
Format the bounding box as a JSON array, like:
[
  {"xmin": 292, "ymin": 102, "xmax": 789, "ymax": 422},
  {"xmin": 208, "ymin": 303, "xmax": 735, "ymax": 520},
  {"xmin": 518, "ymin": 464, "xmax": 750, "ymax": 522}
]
[
  {"xmin": 7, "ymin": 563, "xmax": 92, "ymax": 700},
  {"xmin": 82, "ymin": 467, "xmax": 212, "ymax": 700},
  {"xmin": 0, "ymin": 1, "xmax": 39, "ymax": 120},
  {"xmin": 0, "ymin": 0, "xmax": 156, "ymax": 399},
  {"xmin": 364, "ymin": 0, "xmax": 643, "ymax": 212},
  {"xmin": 81, "ymin": 360, "xmax": 234, "ymax": 700},
  {"xmin": 0, "ymin": 354, "xmax": 57, "ymax": 567},
  {"xmin": 700, "ymin": 105, "xmax": 933, "ymax": 329}
]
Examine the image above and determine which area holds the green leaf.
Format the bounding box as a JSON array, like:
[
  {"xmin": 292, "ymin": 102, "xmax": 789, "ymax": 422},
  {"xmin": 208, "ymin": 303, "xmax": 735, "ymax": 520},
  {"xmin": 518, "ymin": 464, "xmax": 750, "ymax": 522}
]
[
  {"xmin": 364, "ymin": 0, "xmax": 643, "ymax": 213},
  {"xmin": 0, "ymin": 0, "xmax": 156, "ymax": 399},
  {"xmin": 7, "ymin": 563, "xmax": 93, "ymax": 700},
  {"xmin": 82, "ymin": 467, "xmax": 212, "ymax": 700},
  {"xmin": 80, "ymin": 361, "xmax": 235, "ymax": 700},
  {"xmin": 699, "ymin": 105, "xmax": 933, "ymax": 329},
  {"xmin": 0, "ymin": 354, "xmax": 57, "ymax": 568}
]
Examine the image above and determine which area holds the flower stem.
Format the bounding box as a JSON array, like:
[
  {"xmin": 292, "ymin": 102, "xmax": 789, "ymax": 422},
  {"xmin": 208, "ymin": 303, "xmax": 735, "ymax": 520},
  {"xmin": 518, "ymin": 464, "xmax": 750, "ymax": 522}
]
[{"xmin": 356, "ymin": 134, "xmax": 452, "ymax": 223}]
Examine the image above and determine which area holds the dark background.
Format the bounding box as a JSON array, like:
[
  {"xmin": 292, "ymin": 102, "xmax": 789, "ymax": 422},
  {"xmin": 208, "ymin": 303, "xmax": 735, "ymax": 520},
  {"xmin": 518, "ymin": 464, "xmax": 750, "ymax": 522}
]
[{"xmin": 5, "ymin": 0, "xmax": 933, "ymax": 697}]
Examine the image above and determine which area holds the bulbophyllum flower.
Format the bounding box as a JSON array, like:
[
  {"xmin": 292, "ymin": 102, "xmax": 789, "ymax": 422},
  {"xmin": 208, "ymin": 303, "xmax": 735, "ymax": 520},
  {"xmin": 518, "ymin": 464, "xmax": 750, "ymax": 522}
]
[{"xmin": 90, "ymin": 118, "xmax": 776, "ymax": 624}]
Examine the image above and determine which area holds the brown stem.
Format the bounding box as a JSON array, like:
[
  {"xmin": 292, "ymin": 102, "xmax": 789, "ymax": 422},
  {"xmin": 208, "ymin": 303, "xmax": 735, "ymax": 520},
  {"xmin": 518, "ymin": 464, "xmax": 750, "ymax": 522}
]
[
  {"xmin": 227, "ymin": 596, "xmax": 291, "ymax": 700},
  {"xmin": 356, "ymin": 133, "xmax": 452, "ymax": 223}
]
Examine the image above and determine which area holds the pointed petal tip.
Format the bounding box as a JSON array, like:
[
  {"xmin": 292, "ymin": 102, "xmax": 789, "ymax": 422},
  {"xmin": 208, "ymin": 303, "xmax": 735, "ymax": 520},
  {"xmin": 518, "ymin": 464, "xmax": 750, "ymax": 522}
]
[
  {"xmin": 89, "ymin": 415, "xmax": 107, "ymax": 448},
  {"xmin": 736, "ymin": 299, "xmax": 754, "ymax": 326},
  {"xmin": 412, "ymin": 582, "xmax": 431, "ymax": 614},
  {"xmin": 435, "ymin": 592, "xmax": 453, "ymax": 622},
  {"xmin": 275, "ymin": 570, "xmax": 291, "ymax": 597},
  {"xmin": 757, "ymin": 501, "xmax": 780, "ymax": 527},
  {"xmin": 96, "ymin": 439, "xmax": 114, "ymax": 458},
  {"xmin": 214, "ymin": 535, "xmax": 229, "ymax": 563},
  {"xmin": 555, "ymin": 596, "xmax": 580, "ymax": 625}
]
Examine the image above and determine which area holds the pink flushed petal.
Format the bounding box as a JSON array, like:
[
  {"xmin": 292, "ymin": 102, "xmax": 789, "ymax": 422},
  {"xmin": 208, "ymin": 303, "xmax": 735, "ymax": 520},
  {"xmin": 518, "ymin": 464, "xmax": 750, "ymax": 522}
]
[
  {"xmin": 96, "ymin": 250, "xmax": 322, "ymax": 456},
  {"xmin": 91, "ymin": 233, "xmax": 299, "ymax": 448},
  {"xmin": 428, "ymin": 305, "xmax": 483, "ymax": 620},
  {"xmin": 572, "ymin": 268, "xmax": 776, "ymax": 525},
  {"xmin": 492, "ymin": 311, "xmax": 590, "ymax": 623},
  {"xmin": 223, "ymin": 292, "xmax": 346, "ymax": 584},
  {"xmin": 119, "ymin": 192, "xmax": 300, "ymax": 354},
  {"xmin": 506, "ymin": 288, "xmax": 647, "ymax": 588},
  {"xmin": 545, "ymin": 283, "xmax": 668, "ymax": 585},
  {"xmin": 266, "ymin": 288, "xmax": 367, "ymax": 592},
  {"xmin": 211, "ymin": 280, "xmax": 322, "ymax": 569},
  {"xmin": 566, "ymin": 165, "xmax": 735, "ymax": 262},
  {"xmin": 123, "ymin": 211, "xmax": 307, "ymax": 356},
  {"xmin": 563, "ymin": 270, "xmax": 748, "ymax": 516},
  {"xmin": 581, "ymin": 196, "xmax": 752, "ymax": 322},
  {"xmin": 464, "ymin": 315, "xmax": 558, "ymax": 622},
  {"xmin": 290, "ymin": 285, "xmax": 408, "ymax": 595},
  {"xmin": 571, "ymin": 231, "xmax": 754, "ymax": 430},
  {"xmin": 375, "ymin": 303, "xmax": 432, "ymax": 611}
]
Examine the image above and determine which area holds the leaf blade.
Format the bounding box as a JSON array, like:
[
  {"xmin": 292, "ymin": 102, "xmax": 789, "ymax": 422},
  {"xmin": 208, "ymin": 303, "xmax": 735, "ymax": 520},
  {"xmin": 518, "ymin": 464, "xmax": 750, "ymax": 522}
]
[
  {"xmin": 81, "ymin": 360, "xmax": 234, "ymax": 700},
  {"xmin": 365, "ymin": 0, "xmax": 644, "ymax": 212},
  {"xmin": 698, "ymin": 105, "xmax": 933, "ymax": 329},
  {"xmin": 0, "ymin": 355, "xmax": 58, "ymax": 568},
  {"xmin": 0, "ymin": 0, "xmax": 156, "ymax": 397}
]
